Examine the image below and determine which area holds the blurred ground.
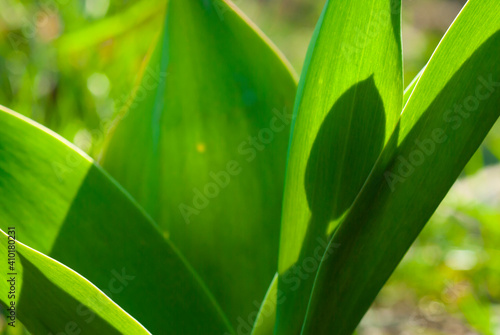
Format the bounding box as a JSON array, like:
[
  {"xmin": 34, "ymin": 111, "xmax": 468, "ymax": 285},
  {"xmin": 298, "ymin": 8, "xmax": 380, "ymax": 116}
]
[{"xmin": 0, "ymin": 0, "xmax": 499, "ymax": 334}]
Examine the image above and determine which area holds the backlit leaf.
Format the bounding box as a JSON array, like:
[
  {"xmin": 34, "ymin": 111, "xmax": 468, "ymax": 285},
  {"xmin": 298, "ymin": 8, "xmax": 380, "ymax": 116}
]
[
  {"xmin": 99, "ymin": 0, "xmax": 297, "ymax": 326},
  {"xmin": 0, "ymin": 229, "xmax": 150, "ymax": 335},
  {"xmin": 0, "ymin": 106, "xmax": 233, "ymax": 334},
  {"xmin": 275, "ymin": 0, "xmax": 403, "ymax": 333},
  {"xmin": 303, "ymin": 1, "xmax": 500, "ymax": 333}
]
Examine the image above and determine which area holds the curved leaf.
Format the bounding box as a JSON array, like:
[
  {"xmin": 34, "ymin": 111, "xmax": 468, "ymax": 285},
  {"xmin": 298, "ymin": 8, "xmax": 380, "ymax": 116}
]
[
  {"xmin": 275, "ymin": 0, "xmax": 403, "ymax": 333},
  {"xmin": 303, "ymin": 1, "xmax": 500, "ymax": 333},
  {"xmin": 0, "ymin": 106, "xmax": 233, "ymax": 334},
  {"xmin": 0, "ymin": 229, "xmax": 150, "ymax": 334},
  {"xmin": 253, "ymin": 65, "xmax": 425, "ymax": 335},
  {"xmin": 99, "ymin": 0, "xmax": 297, "ymax": 326}
]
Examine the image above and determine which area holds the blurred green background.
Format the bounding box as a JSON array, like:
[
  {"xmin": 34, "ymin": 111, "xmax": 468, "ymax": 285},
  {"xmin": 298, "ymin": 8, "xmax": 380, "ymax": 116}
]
[{"xmin": 0, "ymin": 0, "xmax": 499, "ymax": 334}]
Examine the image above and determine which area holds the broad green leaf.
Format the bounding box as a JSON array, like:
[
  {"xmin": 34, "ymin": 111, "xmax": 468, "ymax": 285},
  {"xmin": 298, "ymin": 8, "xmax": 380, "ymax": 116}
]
[
  {"xmin": 0, "ymin": 229, "xmax": 149, "ymax": 334},
  {"xmin": 255, "ymin": 65, "xmax": 421, "ymax": 335},
  {"xmin": 302, "ymin": 1, "xmax": 500, "ymax": 334},
  {"xmin": 275, "ymin": 0, "xmax": 403, "ymax": 333},
  {"xmin": 406, "ymin": 71, "xmax": 485, "ymax": 179},
  {"xmin": 0, "ymin": 106, "xmax": 233, "ymax": 334},
  {"xmin": 99, "ymin": 0, "xmax": 297, "ymax": 326}
]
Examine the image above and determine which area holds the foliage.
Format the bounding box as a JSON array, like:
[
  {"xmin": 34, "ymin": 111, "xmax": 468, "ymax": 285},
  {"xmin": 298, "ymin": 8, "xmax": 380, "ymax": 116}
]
[{"xmin": 0, "ymin": 0, "xmax": 499, "ymax": 334}]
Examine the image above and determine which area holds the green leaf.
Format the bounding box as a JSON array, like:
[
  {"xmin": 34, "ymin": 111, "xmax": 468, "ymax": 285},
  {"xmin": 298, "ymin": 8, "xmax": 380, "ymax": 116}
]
[
  {"xmin": 254, "ymin": 66, "xmax": 422, "ymax": 335},
  {"xmin": 463, "ymin": 147, "xmax": 484, "ymax": 175},
  {"xmin": 0, "ymin": 106, "xmax": 233, "ymax": 334},
  {"xmin": 275, "ymin": 0, "xmax": 403, "ymax": 333},
  {"xmin": 404, "ymin": 68, "xmax": 423, "ymax": 105},
  {"xmin": 250, "ymin": 274, "xmax": 278, "ymax": 335},
  {"xmin": 0, "ymin": 229, "xmax": 150, "ymax": 334},
  {"xmin": 99, "ymin": 0, "xmax": 297, "ymax": 326},
  {"xmin": 302, "ymin": 1, "xmax": 500, "ymax": 334}
]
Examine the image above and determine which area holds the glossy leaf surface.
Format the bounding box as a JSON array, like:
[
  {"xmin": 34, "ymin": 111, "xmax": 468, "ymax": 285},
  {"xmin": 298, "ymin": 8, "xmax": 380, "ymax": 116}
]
[
  {"xmin": 100, "ymin": 0, "xmax": 297, "ymax": 326},
  {"xmin": 303, "ymin": 1, "xmax": 500, "ymax": 333}
]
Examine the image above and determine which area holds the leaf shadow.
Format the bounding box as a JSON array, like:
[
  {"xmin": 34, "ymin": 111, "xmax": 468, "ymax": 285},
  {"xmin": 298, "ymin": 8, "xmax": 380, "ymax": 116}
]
[
  {"xmin": 276, "ymin": 75, "xmax": 388, "ymax": 334},
  {"xmin": 303, "ymin": 74, "xmax": 386, "ymax": 249},
  {"xmin": 298, "ymin": 29, "xmax": 500, "ymax": 335}
]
